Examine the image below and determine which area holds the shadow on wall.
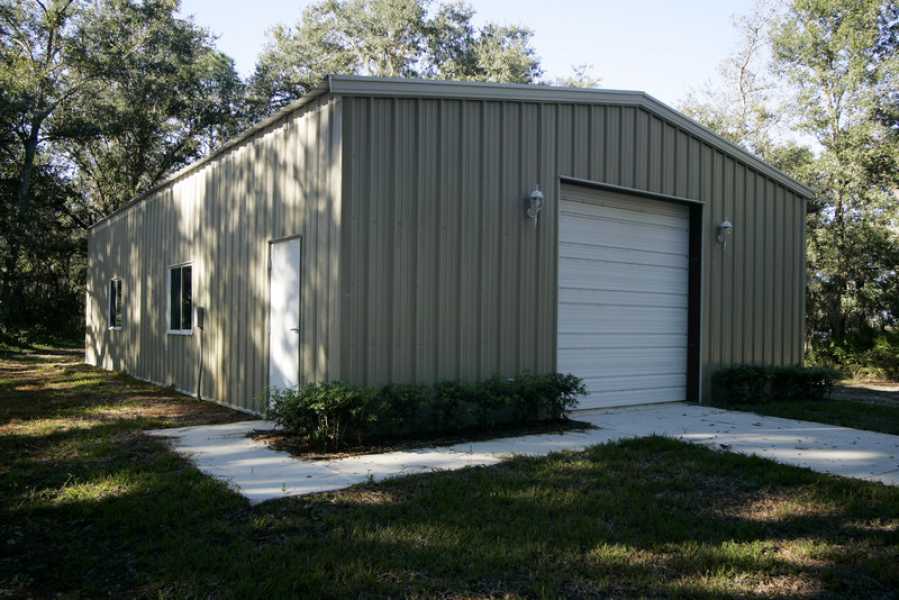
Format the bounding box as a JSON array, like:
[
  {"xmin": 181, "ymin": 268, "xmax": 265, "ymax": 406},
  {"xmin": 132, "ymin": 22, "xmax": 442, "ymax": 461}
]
[
  {"xmin": 193, "ymin": 96, "xmax": 341, "ymax": 412},
  {"xmin": 87, "ymin": 97, "xmax": 342, "ymax": 413}
]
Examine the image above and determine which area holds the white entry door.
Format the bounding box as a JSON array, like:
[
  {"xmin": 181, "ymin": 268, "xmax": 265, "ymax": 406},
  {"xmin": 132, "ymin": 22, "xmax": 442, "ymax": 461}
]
[
  {"xmin": 269, "ymin": 237, "xmax": 301, "ymax": 392},
  {"xmin": 558, "ymin": 185, "xmax": 690, "ymax": 409}
]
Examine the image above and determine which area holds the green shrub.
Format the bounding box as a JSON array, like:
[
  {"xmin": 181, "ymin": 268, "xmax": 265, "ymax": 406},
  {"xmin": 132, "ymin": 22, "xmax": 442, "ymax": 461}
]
[
  {"xmin": 769, "ymin": 366, "xmax": 840, "ymax": 402},
  {"xmin": 711, "ymin": 365, "xmax": 841, "ymax": 405},
  {"xmin": 806, "ymin": 331, "xmax": 899, "ymax": 382},
  {"xmin": 709, "ymin": 365, "xmax": 769, "ymax": 404},
  {"xmin": 266, "ymin": 373, "xmax": 586, "ymax": 450}
]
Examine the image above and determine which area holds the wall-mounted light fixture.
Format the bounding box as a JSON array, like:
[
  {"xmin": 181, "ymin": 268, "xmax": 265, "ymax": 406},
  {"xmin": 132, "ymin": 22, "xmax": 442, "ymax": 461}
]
[
  {"xmin": 527, "ymin": 185, "xmax": 544, "ymax": 227},
  {"xmin": 717, "ymin": 220, "xmax": 734, "ymax": 249}
]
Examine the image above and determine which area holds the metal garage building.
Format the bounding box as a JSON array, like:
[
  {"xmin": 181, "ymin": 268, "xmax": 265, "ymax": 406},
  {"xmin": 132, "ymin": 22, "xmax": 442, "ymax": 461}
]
[{"xmin": 86, "ymin": 76, "xmax": 812, "ymax": 414}]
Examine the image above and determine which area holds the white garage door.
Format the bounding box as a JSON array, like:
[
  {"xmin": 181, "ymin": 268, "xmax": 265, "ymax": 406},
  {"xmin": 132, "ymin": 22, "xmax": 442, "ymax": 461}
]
[{"xmin": 558, "ymin": 185, "xmax": 690, "ymax": 409}]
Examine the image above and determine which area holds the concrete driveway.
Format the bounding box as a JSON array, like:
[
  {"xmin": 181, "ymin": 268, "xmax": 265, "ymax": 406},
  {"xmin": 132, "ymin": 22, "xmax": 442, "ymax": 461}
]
[
  {"xmin": 149, "ymin": 403, "xmax": 899, "ymax": 504},
  {"xmin": 593, "ymin": 403, "xmax": 899, "ymax": 484}
]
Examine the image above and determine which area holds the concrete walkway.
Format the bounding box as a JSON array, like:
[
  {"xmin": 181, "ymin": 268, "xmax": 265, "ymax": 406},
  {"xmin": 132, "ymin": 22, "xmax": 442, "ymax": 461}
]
[{"xmin": 147, "ymin": 403, "xmax": 899, "ymax": 504}]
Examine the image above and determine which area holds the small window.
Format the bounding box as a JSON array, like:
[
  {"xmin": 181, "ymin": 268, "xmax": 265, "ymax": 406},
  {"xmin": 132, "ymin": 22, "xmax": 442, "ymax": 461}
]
[
  {"xmin": 108, "ymin": 279, "xmax": 123, "ymax": 329},
  {"xmin": 168, "ymin": 264, "xmax": 192, "ymax": 334}
]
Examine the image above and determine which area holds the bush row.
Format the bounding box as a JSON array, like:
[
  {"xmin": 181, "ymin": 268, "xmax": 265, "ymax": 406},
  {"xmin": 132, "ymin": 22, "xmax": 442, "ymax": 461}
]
[
  {"xmin": 266, "ymin": 373, "xmax": 586, "ymax": 450},
  {"xmin": 711, "ymin": 365, "xmax": 841, "ymax": 405}
]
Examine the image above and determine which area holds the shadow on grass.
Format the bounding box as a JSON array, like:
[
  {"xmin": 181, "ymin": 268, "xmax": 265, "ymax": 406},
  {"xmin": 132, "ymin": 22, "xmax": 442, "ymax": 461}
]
[
  {"xmin": 0, "ymin": 355, "xmax": 242, "ymax": 428},
  {"xmin": 8, "ymin": 433, "xmax": 898, "ymax": 598},
  {"xmin": 0, "ymin": 330, "xmax": 82, "ymax": 353},
  {"xmin": 2, "ymin": 353, "xmax": 899, "ymax": 598}
]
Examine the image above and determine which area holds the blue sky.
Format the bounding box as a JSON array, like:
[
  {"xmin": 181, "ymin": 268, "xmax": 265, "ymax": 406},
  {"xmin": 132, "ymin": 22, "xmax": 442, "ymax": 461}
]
[{"xmin": 178, "ymin": 0, "xmax": 756, "ymax": 107}]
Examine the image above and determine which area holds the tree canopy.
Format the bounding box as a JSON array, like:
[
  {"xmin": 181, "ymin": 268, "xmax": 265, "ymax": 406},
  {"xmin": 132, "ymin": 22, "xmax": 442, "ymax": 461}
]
[
  {"xmin": 681, "ymin": 0, "xmax": 899, "ymax": 378},
  {"xmin": 245, "ymin": 0, "xmax": 542, "ymax": 118}
]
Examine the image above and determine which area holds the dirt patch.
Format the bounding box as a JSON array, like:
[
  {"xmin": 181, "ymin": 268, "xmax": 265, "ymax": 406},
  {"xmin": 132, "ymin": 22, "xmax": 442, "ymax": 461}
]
[
  {"xmin": 715, "ymin": 488, "xmax": 840, "ymax": 523},
  {"xmin": 743, "ymin": 572, "xmax": 825, "ymax": 598}
]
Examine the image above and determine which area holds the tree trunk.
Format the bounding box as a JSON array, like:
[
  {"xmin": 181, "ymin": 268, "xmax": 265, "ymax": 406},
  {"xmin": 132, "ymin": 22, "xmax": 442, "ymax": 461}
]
[
  {"xmin": 17, "ymin": 118, "xmax": 43, "ymax": 212},
  {"xmin": 1, "ymin": 240, "xmax": 22, "ymax": 334},
  {"xmin": 829, "ymin": 188, "xmax": 850, "ymax": 346}
]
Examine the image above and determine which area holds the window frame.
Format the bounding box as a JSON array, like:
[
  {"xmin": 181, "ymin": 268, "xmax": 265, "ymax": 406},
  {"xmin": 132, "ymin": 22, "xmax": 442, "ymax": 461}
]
[
  {"xmin": 108, "ymin": 278, "xmax": 123, "ymax": 330},
  {"xmin": 167, "ymin": 262, "xmax": 194, "ymax": 336}
]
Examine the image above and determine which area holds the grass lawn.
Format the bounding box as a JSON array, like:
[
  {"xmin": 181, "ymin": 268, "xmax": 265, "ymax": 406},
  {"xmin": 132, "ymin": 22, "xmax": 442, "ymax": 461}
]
[
  {"xmin": 725, "ymin": 394, "xmax": 899, "ymax": 437},
  {"xmin": 2, "ymin": 353, "xmax": 899, "ymax": 598},
  {"xmin": 0, "ymin": 333, "xmax": 81, "ymax": 354}
]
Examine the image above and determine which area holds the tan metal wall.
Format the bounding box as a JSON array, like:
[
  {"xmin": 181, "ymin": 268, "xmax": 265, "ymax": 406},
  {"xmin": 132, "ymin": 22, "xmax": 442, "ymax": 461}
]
[
  {"xmin": 338, "ymin": 96, "xmax": 807, "ymax": 396},
  {"xmin": 86, "ymin": 87, "xmax": 807, "ymax": 409},
  {"xmin": 86, "ymin": 95, "xmax": 343, "ymax": 413}
]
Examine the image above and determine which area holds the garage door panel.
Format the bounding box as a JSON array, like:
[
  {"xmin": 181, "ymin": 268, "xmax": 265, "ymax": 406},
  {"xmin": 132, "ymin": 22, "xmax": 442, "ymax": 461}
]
[
  {"xmin": 580, "ymin": 387, "xmax": 687, "ymax": 409},
  {"xmin": 559, "ymin": 287, "xmax": 688, "ymax": 309},
  {"xmin": 561, "ymin": 214, "xmax": 689, "ymax": 255},
  {"xmin": 558, "ymin": 347, "xmax": 687, "ymax": 379},
  {"xmin": 561, "ymin": 240, "xmax": 689, "ymax": 270},
  {"xmin": 558, "ymin": 332, "xmax": 687, "ymax": 349},
  {"xmin": 558, "ymin": 186, "xmax": 689, "ymax": 410},
  {"xmin": 557, "ymin": 305, "xmax": 687, "ymax": 335},
  {"xmin": 581, "ymin": 373, "xmax": 686, "ymax": 393},
  {"xmin": 563, "ymin": 184, "xmax": 691, "ymax": 218},
  {"xmin": 561, "ymin": 199, "xmax": 690, "ymax": 230},
  {"xmin": 559, "ymin": 261, "xmax": 688, "ymax": 295}
]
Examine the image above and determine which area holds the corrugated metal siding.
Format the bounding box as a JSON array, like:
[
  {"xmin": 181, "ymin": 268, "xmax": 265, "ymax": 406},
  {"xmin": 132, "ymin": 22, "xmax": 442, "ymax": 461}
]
[
  {"xmin": 339, "ymin": 96, "xmax": 806, "ymax": 396},
  {"xmin": 85, "ymin": 96, "xmax": 342, "ymax": 413}
]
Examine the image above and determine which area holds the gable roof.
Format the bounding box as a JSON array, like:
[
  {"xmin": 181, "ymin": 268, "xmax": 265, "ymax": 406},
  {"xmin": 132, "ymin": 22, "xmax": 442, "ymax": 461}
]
[
  {"xmin": 91, "ymin": 75, "xmax": 812, "ymax": 230},
  {"xmin": 328, "ymin": 75, "xmax": 814, "ymax": 199}
]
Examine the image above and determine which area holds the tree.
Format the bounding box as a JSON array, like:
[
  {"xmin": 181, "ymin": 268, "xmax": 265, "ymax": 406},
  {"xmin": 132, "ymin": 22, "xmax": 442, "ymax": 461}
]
[
  {"xmin": 0, "ymin": 0, "xmax": 93, "ymax": 335},
  {"xmin": 772, "ymin": 0, "xmax": 899, "ymax": 362},
  {"xmin": 554, "ymin": 64, "xmax": 602, "ymax": 88},
  {"xmin": 1, "ymin": 0, "xmax": 86, "ymax": 211},
  {"xmin": 246, "ymin": 0, "xmax": 542, "ymax": 118},
  {"xmin": 873, "ymin": 2, "xmax": 898, "ymax": 141},
  {"xmin": 0, "ymin": 0, "xmax": 245, "ymax": 338},
  {"xmin": 61, "ymin": 0, "xmax": 245, "ymax": 218},
  {"xmin": 680, "ymin": 0, "xmax": 899, "ymax": 375},
  {"xmin": 679, "ymin": 1, "xmax": 782, "ymax": 159},
  {"xmin": 445, "ymin": 21, "xmax": 540, "ymax": 83}
]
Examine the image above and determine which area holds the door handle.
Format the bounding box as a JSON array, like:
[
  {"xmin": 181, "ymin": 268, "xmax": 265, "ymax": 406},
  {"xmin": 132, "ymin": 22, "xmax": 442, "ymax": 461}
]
[{"xmin": 290, "ymin": 327, "xmax": 300, "ymax": 333}]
